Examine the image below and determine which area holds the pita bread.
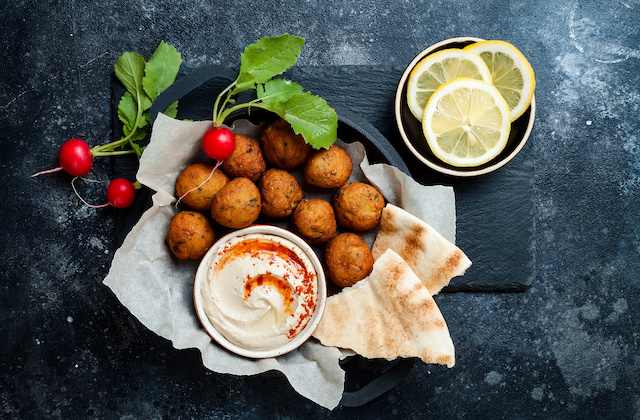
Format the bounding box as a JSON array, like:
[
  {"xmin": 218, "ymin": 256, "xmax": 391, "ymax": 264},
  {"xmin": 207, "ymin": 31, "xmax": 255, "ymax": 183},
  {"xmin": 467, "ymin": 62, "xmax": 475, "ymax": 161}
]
[
  {"xmin": 372, "ymin": 204, "xmax": 471, "ymax": 296},
  {"xmin": 312, "ymin": 249, "xmax": 455, "ymax": 367}
]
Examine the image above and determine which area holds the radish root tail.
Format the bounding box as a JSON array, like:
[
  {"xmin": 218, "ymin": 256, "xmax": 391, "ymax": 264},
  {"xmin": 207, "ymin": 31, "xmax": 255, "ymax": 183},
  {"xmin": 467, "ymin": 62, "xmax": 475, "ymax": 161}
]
[
  {"xmin": 71, "ymin": 177, "xmax": 110, "ymax": 208},
  {"xmin": 31, "ymin": 167, "xmax": 63, "ymax": 177},
  {"xmin": 175, "ymin": 160, "xmax": 223, "ymax": 209}
]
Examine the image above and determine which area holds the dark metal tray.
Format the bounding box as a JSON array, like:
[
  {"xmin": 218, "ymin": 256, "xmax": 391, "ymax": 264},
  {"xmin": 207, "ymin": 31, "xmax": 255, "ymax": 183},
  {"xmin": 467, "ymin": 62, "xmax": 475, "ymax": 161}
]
[{"xmin": 109, "ymin": 63, "xmax": 535, "ymax": 406}]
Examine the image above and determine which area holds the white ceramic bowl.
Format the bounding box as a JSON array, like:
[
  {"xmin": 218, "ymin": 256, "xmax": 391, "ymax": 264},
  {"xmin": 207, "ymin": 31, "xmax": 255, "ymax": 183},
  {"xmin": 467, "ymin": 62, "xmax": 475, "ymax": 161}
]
[
  {"xmin": 193, "ymin": 225, "xmax": 327, "ymax": 359},
  {"xmin": 395, "ymin": 37, "xmax": 536, "ymax": 177}
]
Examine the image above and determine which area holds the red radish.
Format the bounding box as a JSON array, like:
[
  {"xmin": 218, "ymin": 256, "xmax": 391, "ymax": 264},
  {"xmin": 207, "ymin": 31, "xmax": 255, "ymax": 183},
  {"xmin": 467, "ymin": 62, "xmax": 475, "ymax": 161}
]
[
  {"xmin": 202, "ymin": 127, "xmax": 235, "ymax": 160},
  {"xmin": 71, "ymin": 177, "xmax": 137, "ymax": 209},
  {"xmin": 60, "ymin": 139, "xmax": 93, "ymax": 176},
  {"xmin": 106, "ymin": 178, "xmax": 136, "ymax": 209},
  {"xmin": 32, "ymin": 138, "xmax": 94, "ymax": 177}
]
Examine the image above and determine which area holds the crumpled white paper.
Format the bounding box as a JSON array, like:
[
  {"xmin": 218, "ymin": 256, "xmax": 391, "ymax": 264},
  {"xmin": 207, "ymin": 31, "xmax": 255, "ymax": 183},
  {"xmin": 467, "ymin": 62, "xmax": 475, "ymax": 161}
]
[{"xmin": 103, "ymin": 113, "xmax": 456, "ymax": 409}]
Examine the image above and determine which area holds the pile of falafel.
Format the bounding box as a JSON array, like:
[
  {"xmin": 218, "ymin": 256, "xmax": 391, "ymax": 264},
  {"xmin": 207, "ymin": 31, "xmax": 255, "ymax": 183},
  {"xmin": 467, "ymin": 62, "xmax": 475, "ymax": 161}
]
[{"xmin": 165, "ymin": 118, "xmax": 385, "ymax": 288}]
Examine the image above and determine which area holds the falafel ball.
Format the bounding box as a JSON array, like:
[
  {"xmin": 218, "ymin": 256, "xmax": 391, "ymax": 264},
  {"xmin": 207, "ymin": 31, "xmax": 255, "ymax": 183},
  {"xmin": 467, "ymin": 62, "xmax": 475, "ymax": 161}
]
[
  {"xmin": 165, "ymin": 211, "xmax": 216, "ymax": 260},
  {"xmin": 292, "ymin": 199, "xmax": 337, "ymax": 244},
  {"xmin": 210, "ymin": 177, "xmax": 261, "ymax": 228},
  {"xmin": 175, "ymin": 163, "xmax": 229, "ymax": 211},
  {"xmin": 260, "ymin": 118, "xmax": 312, "ymax": 169},
  {"xmin": 333, "ymin": 182, "xmax": 385, "ymax": 231},
  {"xmin": 259, "ymin": 168, "xmax": 304, "ymax": 219},
  {"xmin": 324, "ymin": 232, "xmax": 374, "ymax": 287},
  {"xmin": 220, "ymin": 134, "xmax": 266, "ymax": 181},
  {"xmin": 304, "ymin": 144, "xmax": 353, "ymax": 189}
]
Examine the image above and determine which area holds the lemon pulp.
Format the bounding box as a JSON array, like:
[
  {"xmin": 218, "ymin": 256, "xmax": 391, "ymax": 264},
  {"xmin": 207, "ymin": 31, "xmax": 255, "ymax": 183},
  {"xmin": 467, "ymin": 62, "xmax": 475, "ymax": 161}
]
[
  {"xmin": 464, "ymin": 40, "xmax": 535, "ymax": 122},
  {"xmin": 422, "ymin": 78, "xmax": 511, "ymax": 167},
  {"xmin": 406, "ymin": 48, "xmax": 492, "ymax": 121}
]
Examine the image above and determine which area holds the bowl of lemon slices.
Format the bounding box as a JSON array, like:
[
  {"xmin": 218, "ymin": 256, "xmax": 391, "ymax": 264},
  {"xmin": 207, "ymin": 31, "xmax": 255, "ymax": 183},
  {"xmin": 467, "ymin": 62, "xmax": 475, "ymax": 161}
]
[{"xmin": 395, "ymin": 37, "xmax": 536, "ymax": 177}]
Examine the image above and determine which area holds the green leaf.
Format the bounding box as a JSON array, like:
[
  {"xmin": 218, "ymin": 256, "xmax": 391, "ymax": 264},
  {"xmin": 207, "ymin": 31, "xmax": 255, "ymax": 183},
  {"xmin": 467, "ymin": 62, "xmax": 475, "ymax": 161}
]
[
  {"xmin": 280, "ymin": 92, "xmax": 338, "ymax": 149},
  {"xmin": 143, "ymin": 41, "xmax": 182, "ymax": 101},
  {"xmin": 129, "ymin": 126, "xmax": 148, "ymax": 144},
  {"xmin": 234, "ymin": 34, "xmax": 304, "ymax": 94},
  {"xmin": 256, "ymin": 79, "xmax": 303, "ymax": 113},
  {"xmin": 117, "ymin": 92, "xmax": 137, "ymax": 136},
  {"xmin": 137, "ymin": 111, "xmax": 150, "ymax": 129},
  {"xmin": 163, "ymin": 101, "xmax": 179, "ymax": 118},
  {"xmin": 115, "ymin": 52, "xmax": 151, "ymax": 110},
  {"xmin": 142, "ymin": 96, "xmax": 152, "ymax": 112},
  {"xmin": 128, "ymin": 125, "xmax": 148, "ymax": 158},
  {"xmin": 130, "ymin": 140, "xmax": 146, "ymax": 159}
]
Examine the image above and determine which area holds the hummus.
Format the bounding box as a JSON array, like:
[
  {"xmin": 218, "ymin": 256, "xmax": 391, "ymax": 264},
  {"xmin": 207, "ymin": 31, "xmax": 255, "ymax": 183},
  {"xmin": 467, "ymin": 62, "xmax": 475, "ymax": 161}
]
[{"xmin": 200, "ymin": 233, "xmax": 318, "ymax": 351}]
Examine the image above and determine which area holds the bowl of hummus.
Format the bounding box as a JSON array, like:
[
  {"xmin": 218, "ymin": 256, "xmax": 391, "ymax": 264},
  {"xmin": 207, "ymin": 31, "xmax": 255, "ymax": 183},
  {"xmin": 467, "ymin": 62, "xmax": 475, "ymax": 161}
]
[{"xmin": 193, "ymin": 225, "xmax": 327, "ymax": 358}]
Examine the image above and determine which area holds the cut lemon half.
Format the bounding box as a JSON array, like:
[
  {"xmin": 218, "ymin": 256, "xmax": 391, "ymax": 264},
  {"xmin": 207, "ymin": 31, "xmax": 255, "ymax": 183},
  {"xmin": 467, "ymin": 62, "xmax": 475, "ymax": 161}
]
[
  {"xmin": 422, "ymin": 78, "xmax": 511, "ymax": 167},
  {"xmin": 406, "ymin": 48, "xmax": 492, "ymax": 121},
  {"xmin": 464, "ymin": 40, "xmax": 535, "ymax": 122}
]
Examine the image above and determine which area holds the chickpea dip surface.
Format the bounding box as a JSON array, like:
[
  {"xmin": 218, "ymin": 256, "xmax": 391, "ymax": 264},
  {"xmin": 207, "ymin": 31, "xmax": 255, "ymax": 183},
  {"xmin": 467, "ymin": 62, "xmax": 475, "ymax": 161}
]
[{"xmin": 199, "ymin": 233, "xmax": 318, "ymax": 352}]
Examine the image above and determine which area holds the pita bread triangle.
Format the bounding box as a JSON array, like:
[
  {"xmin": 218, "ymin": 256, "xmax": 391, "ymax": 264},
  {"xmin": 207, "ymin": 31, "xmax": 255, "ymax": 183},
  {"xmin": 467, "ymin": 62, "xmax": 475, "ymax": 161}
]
[
  {"xmin": 312, "ymin": 249, "xmax": 455, "ymax": 367},
  {"xmin": 372, "ymin": 203, "xmax": 471, "ymax": 296}
]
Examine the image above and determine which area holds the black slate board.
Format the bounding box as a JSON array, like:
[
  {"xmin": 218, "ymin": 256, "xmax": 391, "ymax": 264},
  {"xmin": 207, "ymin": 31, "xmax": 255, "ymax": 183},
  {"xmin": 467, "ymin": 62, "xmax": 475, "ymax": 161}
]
[
  {"xmin": 111, "ymin": 65, "xmax": 535, "ymax": 293},
  {"xmin": 280, "ymin": 66, "xmax": 536, "ymax": 292}
]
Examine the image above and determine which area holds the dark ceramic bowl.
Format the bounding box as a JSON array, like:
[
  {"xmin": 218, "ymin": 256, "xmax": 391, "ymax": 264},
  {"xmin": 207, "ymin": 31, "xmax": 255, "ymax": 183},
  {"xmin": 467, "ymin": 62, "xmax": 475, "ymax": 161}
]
[{"xmin": 395, "ymin": 37, "xmax": 535, "ymax": 177}]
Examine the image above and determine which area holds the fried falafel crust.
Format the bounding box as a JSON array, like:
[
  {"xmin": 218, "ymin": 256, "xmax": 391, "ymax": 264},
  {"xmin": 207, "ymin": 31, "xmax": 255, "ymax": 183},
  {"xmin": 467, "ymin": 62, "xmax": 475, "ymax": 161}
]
[
  {"xmin": 221, "ymin": 134, "xmax": 266, "ymax": 181},
  {"xmin": 292, "ymin": 198, "xmax": 337, "ymax": 244},
  {"xmin": 260, "ymin": 118, "xmax": 312, "ymax": 170},
  {"xmin": 175, "ymin": 163, "xmax": 229, "ymax": 211},
  {"xmin": 165, "ymin": 211, "xmax": 216, "ymax": 260},
  {"xmin": 324, "ymin": 232, "xmax": 374, "ymax": 287},
  {"xmin": 304, "ymin": 144, "xmax": 353, "ymax": 189},
  {"xmin": 210, "ymin": 177, "xmax": 261, "ymax": 228},
  {"xmin": 259, "ymin": 168, "xmax": 305, "ymax": 219},
  {"xmin": 333, "ymin": 182, "xmax": 385, "ymax": 231}
]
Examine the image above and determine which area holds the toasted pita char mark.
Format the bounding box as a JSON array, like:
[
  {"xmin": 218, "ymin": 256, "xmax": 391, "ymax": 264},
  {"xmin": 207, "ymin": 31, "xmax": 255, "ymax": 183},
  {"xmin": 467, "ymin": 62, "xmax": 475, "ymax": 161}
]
[
  {"xmin": 317, "ymin": 284, "xmax": 410, "ymax": 356},
  {"xmin": 372, "ymin": 204, "xmax": 471, "ymax": 296},
  {"xmin": 374, "ymin": 257, "xmax": 447, "ymax": 334},
  {"xmin": 400, "ymin": 224, "xmax": 425, "ymax": 266},
  {"xmin": 381, "ymin": 256, "xmax": 405, "ymax": 281},
  {"xmin": 380, "ymin": 207, "xmax": 394, "ymax": 227},
  {"xmin": 436, "ymin": 354, "xmax": 453, "ymax": 366},
  {"xmin": 437, "ymin": 249, "xmax": 468, "ymax": 281},
  {"xmin": 313, "ymin": 249, "xmax": 455, "ymax": 367},
  {"xmin": 358, "ymin": 299, "xmax": 409, "ymax": 355}
]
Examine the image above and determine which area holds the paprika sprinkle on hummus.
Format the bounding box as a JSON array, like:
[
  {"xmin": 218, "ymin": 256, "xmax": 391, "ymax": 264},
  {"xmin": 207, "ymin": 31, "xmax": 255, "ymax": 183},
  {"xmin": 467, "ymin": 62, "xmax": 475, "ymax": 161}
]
[{"xmin": 199, "ymin": 232, "xmax": 318, "ymax": 352}]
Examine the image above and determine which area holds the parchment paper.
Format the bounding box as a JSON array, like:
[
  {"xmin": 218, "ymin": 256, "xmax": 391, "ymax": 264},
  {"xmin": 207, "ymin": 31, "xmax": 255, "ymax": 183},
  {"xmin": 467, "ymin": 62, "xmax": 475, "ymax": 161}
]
[{"xmin": 103, "ymin": 113, "xmax": 456, "ymax": 409}]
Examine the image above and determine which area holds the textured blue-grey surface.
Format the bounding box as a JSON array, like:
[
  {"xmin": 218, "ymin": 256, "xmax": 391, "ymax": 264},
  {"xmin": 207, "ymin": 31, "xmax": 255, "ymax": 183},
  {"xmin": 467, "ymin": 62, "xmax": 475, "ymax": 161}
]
[{"xmin": 1, "ymin": 0, "xmax": 639, "ymax": 418}]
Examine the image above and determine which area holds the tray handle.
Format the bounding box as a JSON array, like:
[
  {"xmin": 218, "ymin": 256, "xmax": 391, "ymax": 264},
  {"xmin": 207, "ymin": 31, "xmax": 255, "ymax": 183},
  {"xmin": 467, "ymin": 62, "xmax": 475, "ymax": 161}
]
[{"xmin": 340, "ymin": 358, "xmax": 414, "ymax": 407}]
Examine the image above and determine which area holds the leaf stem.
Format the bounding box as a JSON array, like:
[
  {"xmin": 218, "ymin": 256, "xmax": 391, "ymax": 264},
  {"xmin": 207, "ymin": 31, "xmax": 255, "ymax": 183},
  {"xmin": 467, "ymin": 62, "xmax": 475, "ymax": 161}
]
[
  {"xmin": 213, "ymin": 80, "xmax": 237, "ymax": 125},
  {"xmin": 91, "ymin": 129, "xmax": 135, "ymax": 153},
  {"xmin": 216, "ymin": 100, "xmax": 271, "ymax": 126},
  {"xmin": 91, "ymin": 94, "xmax": 144, "ymax": 157},
  {"xmin": 92, "ymin": 150, "xmax": 137, "ymax": 157},
  {"xmin": 127, "ymin": 95, "xmax": 145, "ymax": 159}
]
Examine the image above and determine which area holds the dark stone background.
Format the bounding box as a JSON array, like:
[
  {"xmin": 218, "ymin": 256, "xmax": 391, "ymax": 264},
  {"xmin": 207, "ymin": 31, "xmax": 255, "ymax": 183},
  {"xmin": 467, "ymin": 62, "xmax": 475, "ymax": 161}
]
[{"xmin": 1, "ymin": 1, "xmax": 639, "ymax": 418}]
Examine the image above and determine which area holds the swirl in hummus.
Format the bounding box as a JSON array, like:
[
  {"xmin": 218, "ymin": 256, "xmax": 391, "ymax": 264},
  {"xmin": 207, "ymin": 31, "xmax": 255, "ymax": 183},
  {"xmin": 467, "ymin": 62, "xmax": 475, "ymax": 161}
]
[{"xmin": 200, "ymin": 233, "xmax": 318, "ymax": 351}]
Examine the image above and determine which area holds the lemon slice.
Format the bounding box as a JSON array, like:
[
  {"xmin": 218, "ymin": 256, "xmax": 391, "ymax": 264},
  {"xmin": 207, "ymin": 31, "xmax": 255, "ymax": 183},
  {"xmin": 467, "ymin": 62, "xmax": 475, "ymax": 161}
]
[
  {"xmin": 406, "ymin": 48, "xmax": 492, "ymax": 121},
  {"xmin": 464, "ymin": 40, "xmax": 535, "ymax": 122},
  {"xmin": 422, "ymin": 78, "xmax": 511, "ymax": 167}
]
